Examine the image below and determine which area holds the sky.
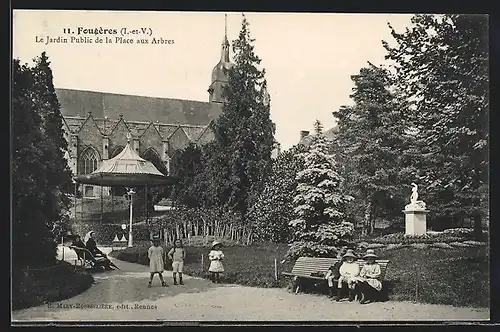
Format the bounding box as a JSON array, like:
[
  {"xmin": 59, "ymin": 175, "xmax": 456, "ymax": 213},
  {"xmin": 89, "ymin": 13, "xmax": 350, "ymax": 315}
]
[{"xmin": 13, "ymin": 10, "xmax": 414, "ymax": 150}]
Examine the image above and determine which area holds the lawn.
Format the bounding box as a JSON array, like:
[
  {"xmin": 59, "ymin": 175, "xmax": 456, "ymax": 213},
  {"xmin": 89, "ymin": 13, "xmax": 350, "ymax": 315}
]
[
  {"xmin": 12, "ymin": 262, "xmax": 94, "ymax": 311},
  {"xmin": 378, "ymin": 245, "xmax": 489, "ymax": 307},
  {"xmin": 110, "ymin": 241, "xmax": 489, "ymax": 307},
  {"xmin": 110, "ymin": 242, "xmax": 294, "ymax": 288}
]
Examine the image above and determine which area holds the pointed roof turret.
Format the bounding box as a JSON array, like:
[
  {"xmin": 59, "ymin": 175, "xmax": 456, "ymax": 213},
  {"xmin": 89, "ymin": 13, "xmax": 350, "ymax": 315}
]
[
  {"xmin": 211, "ymin": 14, "xmax": 234, "ymax": 83},
  {"xmin": 221, "ymin": 14, "xmax": 230, "ymax": 62}
]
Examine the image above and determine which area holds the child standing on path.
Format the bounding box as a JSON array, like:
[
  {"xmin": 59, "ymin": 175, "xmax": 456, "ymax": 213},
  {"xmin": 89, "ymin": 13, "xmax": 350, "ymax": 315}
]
[
  {"xmin": 208, "ymin": 241, "xmax": 224, "ymax": 283},
  {"xmin": 168, "ymin": 239, "xmax": 186, "ymax": 285},
  {"xmin": 148, "ymin": 237, "xmax": 167, "ymax": 288}
]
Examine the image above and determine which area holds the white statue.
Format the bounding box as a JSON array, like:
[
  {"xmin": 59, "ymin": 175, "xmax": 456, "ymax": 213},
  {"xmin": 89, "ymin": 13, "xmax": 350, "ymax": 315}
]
[
  {"xmin": 410, "ymin": 182, "xmax": 418, "ymax": 204},
  {"xmin": 405, "ymin": 182, "xmax": 426, "ymax": 210}
]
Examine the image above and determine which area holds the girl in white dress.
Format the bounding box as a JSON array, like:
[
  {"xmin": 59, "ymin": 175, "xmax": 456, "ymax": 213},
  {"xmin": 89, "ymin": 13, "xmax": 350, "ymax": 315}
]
[
  {"xmin": 208, "ymin": 241, "xmax": 224, "ymax": 283},
  {"xmin": 148, "ymin": 238, "xmax": 167, "ymax": 287},
  {"xmin": 337, "ymin": 249, "xmax": 360, "ymax": 301}
]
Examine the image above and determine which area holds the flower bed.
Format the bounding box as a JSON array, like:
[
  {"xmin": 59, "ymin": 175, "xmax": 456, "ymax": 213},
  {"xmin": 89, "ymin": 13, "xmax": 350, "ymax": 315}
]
[{"xmin": 361, "ymin": 229, "xmax": 485, "ymax": 245}]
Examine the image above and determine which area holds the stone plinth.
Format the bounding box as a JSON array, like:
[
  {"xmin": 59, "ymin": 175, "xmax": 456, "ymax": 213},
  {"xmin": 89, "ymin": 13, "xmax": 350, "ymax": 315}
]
[{"xmin": 403, "ymin": 209, "xmax": 430, "ymax": 235}]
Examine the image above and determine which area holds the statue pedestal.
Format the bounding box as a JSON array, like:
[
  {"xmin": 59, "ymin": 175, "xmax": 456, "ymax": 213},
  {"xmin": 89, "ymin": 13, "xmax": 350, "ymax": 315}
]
[{"xmin": 403, "ymin": 209, "xmax": 430, "ymax": 235}]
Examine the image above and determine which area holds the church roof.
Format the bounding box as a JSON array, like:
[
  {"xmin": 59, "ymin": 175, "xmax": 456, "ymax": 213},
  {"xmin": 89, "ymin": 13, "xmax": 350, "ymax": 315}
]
[
  {"xmin": 61, "ymin": 114, "xmax": 212, "ymax": 143},
  {"xmin": 55, "ymin": 88, "xmax": 223, "ymax": 126}
]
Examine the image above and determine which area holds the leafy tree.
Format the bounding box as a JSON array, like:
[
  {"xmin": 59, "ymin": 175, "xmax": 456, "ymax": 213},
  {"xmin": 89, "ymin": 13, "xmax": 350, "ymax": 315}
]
[
  {"xmin": 12, "ymin": 59, "xmax": 57, "ymax": 267},
  {"xmin": 206, "ymin": 14, "xmax": 275, "ymax": 219},
  {"xmin": 169, "ymin": 143, "xmax": 206, "ymax": 209},
  {"xmin": 286, "ymin": 120, "xmax": 354, "ymax": 260},
  {"xmin": 247, "ymin": 144, "xmax": 308, "ymax": 243},
  {"xmin": 382, "ymin": 14, "xmax": 488, "ymax": 237},
  {"xmin": 30, "ymin": 52, "xmax": 73, "ymax": 239},
  {"xmin": 333, "ymin": 64, "xmax": 415, "ymax": 235}
]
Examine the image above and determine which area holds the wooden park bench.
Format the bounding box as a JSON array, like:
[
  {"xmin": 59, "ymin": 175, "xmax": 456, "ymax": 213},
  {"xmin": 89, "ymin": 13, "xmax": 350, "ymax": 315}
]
[{"xmin": 281, "ymin": 256, "xmax": 390, "ymax": 301}]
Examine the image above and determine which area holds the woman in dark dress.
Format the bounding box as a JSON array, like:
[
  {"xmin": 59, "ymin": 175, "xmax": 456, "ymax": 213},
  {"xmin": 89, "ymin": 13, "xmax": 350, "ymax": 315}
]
[
  {"xmin": 83, "ymin": 231, "xmax": 116, "ymax": 270},
  {"xmin": 71, "ymin": 235, "xmax": 86, "ymax": 249},
  {"xmin": 72, "ymin": 234, "xmax": 97, "ymax": 264},
  {"xmin": 84, "ymin": 231, "xmax": 106, "ymax": 257}
]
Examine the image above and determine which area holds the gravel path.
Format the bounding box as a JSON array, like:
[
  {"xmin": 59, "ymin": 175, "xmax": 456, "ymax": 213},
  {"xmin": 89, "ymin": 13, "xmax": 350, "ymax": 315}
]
[{"xmin": 12, "ymin": 254, "xmax": 490, "ymax": 322}]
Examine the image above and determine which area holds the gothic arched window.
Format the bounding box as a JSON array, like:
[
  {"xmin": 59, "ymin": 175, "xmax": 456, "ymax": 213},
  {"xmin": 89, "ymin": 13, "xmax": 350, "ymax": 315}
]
[
  {"xmin": 78, "ymin": 147, "xmax": 100, "ymax": 175},
  {"xmin": 110, "ymin": 145, "xmax": 124, "ymax": 158},
  {"xmin": 142, "ymin": 147, "xmax": 168, "ymax": 175}
]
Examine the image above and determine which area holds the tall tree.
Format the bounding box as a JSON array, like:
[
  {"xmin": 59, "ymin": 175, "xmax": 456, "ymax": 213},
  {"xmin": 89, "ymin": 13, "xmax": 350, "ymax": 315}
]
[
  {"xmin": 247, "ymin": 144, "xmax": 308, "ymax": 243},
  {"xmin": 207, "ymin": 14, "xmax": 276, "ymax": 219},
  {"xmin": 12, "ymin": 59, "xmax": 57, "ymax": 267},
  {"xmin": 333, "ymin": 64, "xmax": 415, "ymax": 235},
  {"xmin": 31, "ymin": 52, "xmax": 73, "ymax": 238},
  {"xmin": 382, "ymin": 14, "xmax": 489, "ymax": 237},
  {"xmin": 286, "ymin": 121, "xmax": 354, "ymax": 260}
]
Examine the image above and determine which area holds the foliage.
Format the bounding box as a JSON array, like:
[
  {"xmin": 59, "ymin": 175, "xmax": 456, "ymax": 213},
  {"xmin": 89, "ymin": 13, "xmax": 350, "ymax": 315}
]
[
  {"xmin": 12, "ymin": 262, "xmax": 94, "ymax": 310},
  {"xmin": 333, "ymin": 63, "xmax": 415, "ymax": 235},
  {"xmin": 362, "ymin": 232, "xmax": 471, "ymax": 245},
  {"xmin": 286, "ymin": 121, "xmax": 354, "ymax": 260},
  {"xmin": 12, "ymin": 55, "xmax": 72, "ymax": 268},
  {"xmin": 204, "ymin": 14, "xmax": 275, "ymax": 219},
  {"xmin": 246, "ymin": 144, "xmax": 308, "ymax": 243},
  {"xmin": 31, "ymin": 52, "xmax": 74, "ymax": 237},
  {"xmin": 169, "ymin": 143, "xmax": 206, "ymax": 209},
  {"xmin": 382, "ymin": 14, "xmax": 489, "ymax": 237}
]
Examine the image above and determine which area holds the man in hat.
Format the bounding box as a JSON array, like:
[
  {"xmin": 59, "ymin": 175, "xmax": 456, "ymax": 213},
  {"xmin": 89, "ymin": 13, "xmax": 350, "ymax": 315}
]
[
  {"xmin": 357, "ymin": 249, "xmax": 383, "ymax": 304},
  {"xmin": 337, "ymin": 249, "xmax": 360, "ymax": 301}
]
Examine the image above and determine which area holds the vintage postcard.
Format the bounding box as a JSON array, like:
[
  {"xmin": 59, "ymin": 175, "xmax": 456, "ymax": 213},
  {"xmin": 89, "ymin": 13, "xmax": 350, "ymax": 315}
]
[{"xmin": 11, "ymin": 10, "xmax": 490, "ymax": 324}]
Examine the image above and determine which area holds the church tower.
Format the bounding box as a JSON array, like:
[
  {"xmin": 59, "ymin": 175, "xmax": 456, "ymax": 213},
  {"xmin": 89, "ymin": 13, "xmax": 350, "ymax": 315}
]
[{"xmin": 208, "ymin": 14, "xmax": 234, "ymax": 103}]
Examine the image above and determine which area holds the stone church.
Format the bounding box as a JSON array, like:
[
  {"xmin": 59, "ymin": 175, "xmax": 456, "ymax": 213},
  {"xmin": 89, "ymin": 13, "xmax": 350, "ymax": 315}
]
[{"xmin": 59, "ymin": 21, "xmax": 235, "ymax": 197}]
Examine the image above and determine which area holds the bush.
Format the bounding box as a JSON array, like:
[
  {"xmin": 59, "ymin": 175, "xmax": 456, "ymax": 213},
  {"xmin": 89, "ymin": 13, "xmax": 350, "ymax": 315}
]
[
  {"xmin": 363, "ymin": 232, "xmax": 476, "ymax": 245},
  {"xmin": 12, "ymin": 262, "xmax": 94, "ymax": 310}
]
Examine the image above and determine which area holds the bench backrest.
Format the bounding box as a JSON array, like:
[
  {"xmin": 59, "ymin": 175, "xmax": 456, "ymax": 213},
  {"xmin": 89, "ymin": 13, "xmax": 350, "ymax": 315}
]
[
  {"xmin": 291, "ymin": 257, "xmax": 390, "ymax": 279},
  {"xmin": 356, "ymin": 259, "xmax": 390, "ymax": 279},
  {"xmin": 291, "ymin": 257, "xmax": 340, "ymax": 278},
  {"xmin": 69, "ymin": 245, "xmax": 94, "ymax": 260}
]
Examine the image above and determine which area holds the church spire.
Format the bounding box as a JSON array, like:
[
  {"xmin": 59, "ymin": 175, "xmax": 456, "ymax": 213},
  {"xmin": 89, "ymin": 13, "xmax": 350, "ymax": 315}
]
[
  {"xmin": 221, "ymin": 14, "xmax": 230, "ymax": 62},
  {"xmin": 208, "ymin": 13, "xmax": 234, "ymax": 103}
]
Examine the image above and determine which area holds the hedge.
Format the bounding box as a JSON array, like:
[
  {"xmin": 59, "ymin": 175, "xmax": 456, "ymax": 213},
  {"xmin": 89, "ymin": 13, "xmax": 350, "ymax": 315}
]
[{"xmin": 361, "ymin": 228, "xmax": 488, "ymax": 245}]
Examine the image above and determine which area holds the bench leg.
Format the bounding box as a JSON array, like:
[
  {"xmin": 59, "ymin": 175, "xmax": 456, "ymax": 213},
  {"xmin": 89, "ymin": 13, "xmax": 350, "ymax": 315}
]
[{"xmin": 294, "ymin": 277, "xmax": 302, "ymax": 294}]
